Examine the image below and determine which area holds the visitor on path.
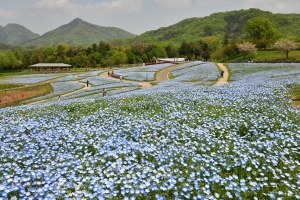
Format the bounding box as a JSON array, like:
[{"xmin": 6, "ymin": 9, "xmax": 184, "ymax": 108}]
[
  {"xmin": 102, "ymin": 89, "xmax": 107, "ymax": 97},
  {"xmin": 112, "ymin": 70, "xmax": 114, "ymax": 74},
  {"xmin": 221, "ymin": 70, "xmax": 224, "ymax": 78},
  {"xmin": 120, "ymin": 75, "xmax": 122, "ymax": 82},
  {"xmin": 108, "ymin": 71, "xmax": 110, "ymax": 76},
  {"xmin": 86, "ymin": 80, "xmax": 89, "ymax": 87},
  {"xmin": 58, "ymin": 95, "xmax": 61, "ymax": 101},
  {"xmin": 217, "ymin": 74, "xmax": 220, "ymax": 81}
]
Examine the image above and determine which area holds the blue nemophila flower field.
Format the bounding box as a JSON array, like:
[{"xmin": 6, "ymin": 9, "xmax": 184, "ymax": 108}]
[
  {"xmin": 113, "ymin": 63, "xmax": 174, "ymax": 81},
  {"xmin": 0, "ymin": 62, "xmax": 300, "ymax": 199},
  {"xmin": 0, "ymin": 74, "xmax": 62, "ymax": 84}
]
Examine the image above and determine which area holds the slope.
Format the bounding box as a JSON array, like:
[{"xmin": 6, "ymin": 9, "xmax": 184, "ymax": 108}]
[
  {"xmin": 122, "ymin": 8, "xmax": 300, "ymax": 46},
  {"xmin": 0, "ymin": 24, "xmax": 40, "ymax": 46},
  {"xmin": 21, "ymin": 18, "xmax": 136, "ymax": 47}
]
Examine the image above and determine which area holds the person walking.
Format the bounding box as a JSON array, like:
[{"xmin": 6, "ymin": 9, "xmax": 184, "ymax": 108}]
[
  {"xmin": 86, "ymin": 79, "xmax": 89, "ymax": 87},
  {"xmin": 108, "ymin": 71, "xmax": 110, "ymax": 76},
  {"xmin": 102, "ymin": 89, "xmax": 107, "ymax": 97},
  {"xmin": 217, "ymin": 74, "xmax": 220, "ymax": 81},
  {"xmin": 221, "ymin": 70, "xmax": 224, "ymax": 78},
  {"xmin": 120, "ymin": 75, "xmax": 122, "ymax": 82},
  {"xmin": 58, "ymin": 95, "xmax": 61, "ymax": 101}
]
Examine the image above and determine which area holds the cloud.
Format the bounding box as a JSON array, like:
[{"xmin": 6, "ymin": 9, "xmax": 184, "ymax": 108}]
[
  {"xmin": 155, "ymin": 0, "xmax": 191, "ymax": 8},
  {"xmin": 196, "ymin": 0, "xmax": 240, "ymax": 6},
  {"xmin": 244, "ymin": 0, "xmax": 300, "ymax": 13},
  {"xmin": 33, "ymin": 0, "xmax": 143, "ymax": 16},
  {"xmin": 86, "ymin": 0, "xmax": 143, "ymax": 15},
  {"xmin": 33, "ymin": 0, "xmax": 83, "ymax": 17},
  {"xmin": 195, "ymin": 0, "xmax": 300, "ymax": 13},
  {"xmin": 0, "ymin": 8, "xmax": 18, "ymax": 19}
]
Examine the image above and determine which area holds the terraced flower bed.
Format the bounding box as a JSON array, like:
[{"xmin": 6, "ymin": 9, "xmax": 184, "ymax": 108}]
[{"xmin": 0, "ymin": 62, "xmax": 299, "ymax": 199}]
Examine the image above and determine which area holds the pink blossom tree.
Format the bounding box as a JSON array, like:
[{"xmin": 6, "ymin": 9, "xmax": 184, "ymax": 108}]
[
  {"xmin": 236, "ymin": 42, "xmax": 257, "ymax": 59},
  {"xmin": 273, "ymin": 38, "xmax": 299, "ymax": 60}
]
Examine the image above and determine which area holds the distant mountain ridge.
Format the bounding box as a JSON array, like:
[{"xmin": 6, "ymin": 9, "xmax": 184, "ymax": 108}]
[
  {"xmin": 21, "ymin": 18, "xmax": 136, "ymax": 47},
  {"xmin": 123, "ymin": 8, "xmax": 300, "ymax": 46},
  {"xmin": 0, "ymin": 24, "xmax": 40, "ymax": 46}
]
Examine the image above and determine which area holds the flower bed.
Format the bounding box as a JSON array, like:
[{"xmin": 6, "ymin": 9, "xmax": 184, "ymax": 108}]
[
  {"xmin": 22, "ymin": 81, "xmax": 83, "ymax": 103},
  {"xmin": 0, "ymin": 74, "xmax": 62, "ymax": 84},
  {"xmin": 0, "ymin": 63, "xmax": 300, "ymax": 199}
]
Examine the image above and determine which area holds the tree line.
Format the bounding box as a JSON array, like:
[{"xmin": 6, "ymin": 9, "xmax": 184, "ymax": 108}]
[{"xmin": 0, "ymin": 17, "xmax": 299, "ymax": 71}]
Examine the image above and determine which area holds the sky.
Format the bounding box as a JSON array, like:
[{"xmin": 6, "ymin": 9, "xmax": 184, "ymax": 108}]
[{"xmin": 0, "ymin": 0, "xmax": 299, "ymax": 36}]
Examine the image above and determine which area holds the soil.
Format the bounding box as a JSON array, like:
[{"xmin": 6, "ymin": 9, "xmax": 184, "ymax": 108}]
[
  {"xmin": 100, "ymin": 64, "xmax": 182, "ymax": 89},
  {"xmin": 215, "ymin": 63, "xmax": 229, "ymax": 85}
]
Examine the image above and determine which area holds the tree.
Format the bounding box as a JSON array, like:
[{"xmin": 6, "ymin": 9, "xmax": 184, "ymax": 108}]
[
  {"xmin": 273, "ymin": 38, "xmax": 299, "ymax": 59},
  {"xmin": 127, "ymin": 52, "xmax": 136, "ymax": 64},
  {"xmin": 165, "ymin": 44, "xmax": 178, "ymax": 58},
  {"xmin": 72, "ymin": 52, "xmax": 88, "ymax": 68},
  {"xmin": 244, "ymin": 17, "xmax": 278, "ymax": 40},
  {"xmin": 98, "ymin": 41, "xmax": 110, "ymax": 56},
  {"xmin": 56, "ymin": 44, "xmax": 70, "ymax": 62},
  {"xmin": 0, "ymin": 53, "xmax": 8, "ymax": 71},
  {"xmin": 110, "ymin": 50, "xmax": 127, "ymax": 66},
  {"xmin": 4, "ymin": 51, "xmax": 19, "ymax": 70},
  {"xmin": 222, "ymin": 33, "xmax": 230, "ymax": 46},
  {"xmin": 236, "ymin": 42, "xmax": 257, "ymax": 59}
]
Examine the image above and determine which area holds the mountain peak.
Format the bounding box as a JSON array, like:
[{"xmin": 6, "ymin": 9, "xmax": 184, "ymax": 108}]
[
  {"xmin": 70, "ymin": 18, "xmax": 84, "ymax": 24},
  {"xmin": 20, "ymin": 18, "xmax": 135, "ymax": 46},
  {"xmin": 0, "ymin": 23, "xmax": 40, "ymax": 45},
  {"xmin": 5, "ymin": 23, "xmax": 25, "ymax": 28}
]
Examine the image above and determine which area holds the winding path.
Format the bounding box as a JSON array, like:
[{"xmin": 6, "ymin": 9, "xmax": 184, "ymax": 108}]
[
  {"xmin": 27, "ymin": 64, "xmax": 182, "ymax": 105},
  {"xmin": 215, "ymin": 63, "xmax": 229, "ymax": 85},
  {"xmin": 27, "ymin": 80, "xmax": 89, "ymax": 105},
  {"xmin": 100, "ymin": 64, "xmax": 183, "ymax": 88}
]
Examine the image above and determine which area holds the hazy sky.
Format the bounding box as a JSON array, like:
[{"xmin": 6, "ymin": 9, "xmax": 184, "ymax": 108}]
[{"xmin": 0, "ymin": 0, "xmax": 299, "ymax": 36}]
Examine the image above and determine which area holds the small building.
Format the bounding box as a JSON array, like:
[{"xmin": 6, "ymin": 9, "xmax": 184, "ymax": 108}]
[
  {"xmin": 156, "ymin": 58, "xmax": 186, "ymax": 63},
  {"xmin": 29, "ymin": 63, "xmax": 72, "ymax": 72}
]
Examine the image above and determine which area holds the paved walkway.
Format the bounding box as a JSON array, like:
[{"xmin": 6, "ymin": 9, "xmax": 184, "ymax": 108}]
[{"xmin": 215, "ymin": 63, "xmax": 228, "ymax": 85}]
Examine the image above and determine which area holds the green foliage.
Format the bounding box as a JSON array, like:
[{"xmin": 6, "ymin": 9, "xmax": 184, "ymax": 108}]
[
  {"xmin": 222, "ymin": 50, "xmax": 300, "ymax": 62},
  {"xmin": 179, "ymin": 39, "xmax": 211, "ymax": 60},
  {"xmin": 21, "ymin": 18, "xmax": 135, "ymax": 47},
  {"xmin": 244, "ymin": 17, "xmax": 279, "ymax": 40},
  {"xmin": 118, "ymin": 8, "xmax": 300, "ymax": 47}
]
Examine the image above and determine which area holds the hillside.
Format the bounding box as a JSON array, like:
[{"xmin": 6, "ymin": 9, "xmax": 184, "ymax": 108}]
[
  {"xmin": 121, "ymin": 8, "xmax": 300, "ymax": 46},
  {"xmin": 0, "ymin": 42, "xmax": 14, "ymax": 50},
  {"xmin": 21, "ymin": 18, "xmax": 136, "ymax": 47},
  {"xmin": 0, "ymin": 24, "xmax": 40, "ymax": 46}
]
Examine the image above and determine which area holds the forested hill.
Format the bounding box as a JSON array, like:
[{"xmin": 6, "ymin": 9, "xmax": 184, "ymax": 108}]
[
  {"xmin": 120, "ymin": 8, "xmax": 300, "ymax": 46},
  {"xmin": 0, "ymin": 42, "xmax": 14, "ymax": 50},
  {"xmin": 21, "ymin": 18, "xmax": 136, "ymax": 47},
  {"xmin": 0, "ymin": 24, "xmax": 40, "ymax": 46}
]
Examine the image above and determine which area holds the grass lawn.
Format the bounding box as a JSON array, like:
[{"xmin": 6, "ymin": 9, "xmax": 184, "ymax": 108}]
[{"xmin": 224, "ymin": 50, "xmax": 300, "ymax": 62}]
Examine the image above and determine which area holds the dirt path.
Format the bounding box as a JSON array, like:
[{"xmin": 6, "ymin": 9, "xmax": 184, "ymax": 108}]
[
  {"xmin": 154, "ymin": 65, "xmax": 181, "ymax": 82},
  {"xmin": 27, "ymin": 81, "xmax": 88, "ymax": 105},
  {"xmin": 27, "ymin": 64, "xmax": 182, "ymax": 105},
  {"xmin": 215, "ymin": 63, "xmax": 228, "ymax": 86},
  {"xmin": 99, "ymin": 64, "xmax": 183, "ymax": 89}
]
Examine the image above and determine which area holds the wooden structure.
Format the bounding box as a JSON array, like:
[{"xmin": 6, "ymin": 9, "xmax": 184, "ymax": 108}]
[{"xmin": 29, "ymin": 63, "xmax": 72, "ymax": 72}]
